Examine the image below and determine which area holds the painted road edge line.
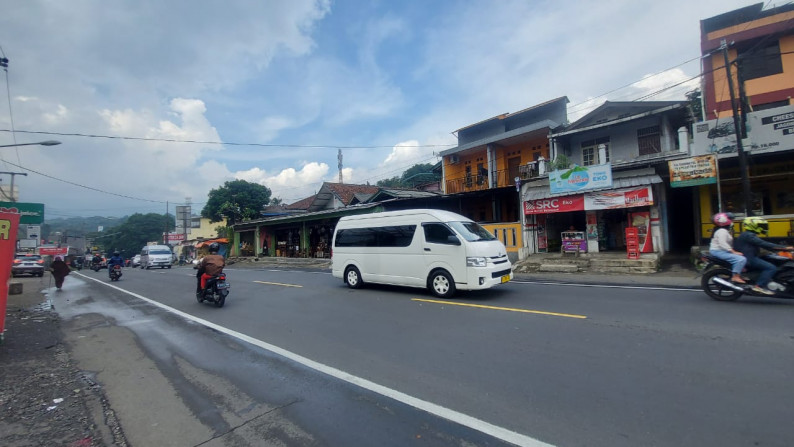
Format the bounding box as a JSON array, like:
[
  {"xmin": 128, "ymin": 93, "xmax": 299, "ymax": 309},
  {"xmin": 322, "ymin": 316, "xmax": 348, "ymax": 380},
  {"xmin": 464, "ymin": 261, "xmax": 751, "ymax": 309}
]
[
  {"xmin": 413, "ymin": 298, "xmax": 587, "ymax": 319},
  {"xmin": 74, "ymin": 272, "xmax": 552, "ymax": 447},
  {"xmin": 253, "ymin": 280, "xmax": 303, "ymax": 288}
]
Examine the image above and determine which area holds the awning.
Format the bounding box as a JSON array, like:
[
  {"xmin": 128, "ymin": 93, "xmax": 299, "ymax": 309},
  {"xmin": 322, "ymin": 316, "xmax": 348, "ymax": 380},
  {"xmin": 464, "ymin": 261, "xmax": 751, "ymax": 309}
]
[
  {"xmin": 196, "ymin": 238, "xmax": 228, "ymax": 248},
  {"xmin": 523, "ymin": 168, "xmax": 662, "ymax": 201}
]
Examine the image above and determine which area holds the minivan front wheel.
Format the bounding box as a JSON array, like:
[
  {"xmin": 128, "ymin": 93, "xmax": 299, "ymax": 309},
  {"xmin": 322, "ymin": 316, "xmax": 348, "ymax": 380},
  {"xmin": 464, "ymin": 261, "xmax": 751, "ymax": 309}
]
[
  {"xmin": 429, "ymin": 269, "xmax": 455, "ymax": 298},
  {"xmin": 345, "ymin": 266, "xmax": 363, "ymax": 289}
]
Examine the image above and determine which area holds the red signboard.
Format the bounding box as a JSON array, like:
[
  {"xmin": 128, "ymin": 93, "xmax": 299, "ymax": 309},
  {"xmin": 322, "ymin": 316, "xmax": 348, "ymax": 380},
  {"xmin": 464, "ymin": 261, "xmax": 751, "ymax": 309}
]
[
  {"xmin": 39, "ymin": 246, "xmax": 69, "ymax": 256},
  {"xmin": 0, "ymin": 208, "xmax": 21, "ymax": 338},
  {"xmin": 524, "ymin": 195, "xmax": 585, "ymax": 215}
]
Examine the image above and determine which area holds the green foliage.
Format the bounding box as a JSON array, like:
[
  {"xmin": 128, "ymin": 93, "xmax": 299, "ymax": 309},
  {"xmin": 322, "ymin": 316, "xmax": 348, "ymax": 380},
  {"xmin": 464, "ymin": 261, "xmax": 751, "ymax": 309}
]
[
  {"xmin": 201, "ymin": 179, "xmax": 272, "ymax": 225},
  {"xmin": 686, "ymin": 89, "xmax": 703, "ymax": 122},
  {"xmin": 551, "ymin": 154, "xmax": 572, "ymax": 171},
  {"xmin": 95, "ymin": 213, "xmax": 174, "ymax": 258},
  {"xmin": 376, "ymin": 163, "xmax": 440, "ymax": 188}
]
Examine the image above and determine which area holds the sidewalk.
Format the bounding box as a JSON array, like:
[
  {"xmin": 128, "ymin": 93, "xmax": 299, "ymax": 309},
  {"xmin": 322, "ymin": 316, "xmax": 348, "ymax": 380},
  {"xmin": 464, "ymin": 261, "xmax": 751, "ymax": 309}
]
[{"xmin": 0, "ymin": 274, "xmax": 125, "ymax": 447}]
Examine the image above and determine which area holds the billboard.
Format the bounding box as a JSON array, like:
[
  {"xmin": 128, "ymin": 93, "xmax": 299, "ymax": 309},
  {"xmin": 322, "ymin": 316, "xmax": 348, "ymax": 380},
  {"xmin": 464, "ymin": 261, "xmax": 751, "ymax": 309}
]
[
  {"xmin": 549, "ymin": 163, "xmax": 613, "ymax": 194},
  {"xmin": 692, "ymin": 105, "xmax": 794, "ymax": 157},
  {"xmin": 0, "ymin": 202, "xmax": 44, "ymax": 224},
  {"xmin": 668, "ymin": 155, "xmax": 718, "ymax": 188},
  {"xmin": 524, "ymin": 186, "xmax": 653, "ymax": 215}
]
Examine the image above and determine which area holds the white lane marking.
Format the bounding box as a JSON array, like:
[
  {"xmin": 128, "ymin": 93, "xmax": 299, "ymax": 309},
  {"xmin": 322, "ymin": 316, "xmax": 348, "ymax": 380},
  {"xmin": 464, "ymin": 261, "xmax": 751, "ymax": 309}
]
[
  {"xmin": 511, "ymin": 280, "xmax": 700, "ymax": 292},
  {"xmin": 74, "ymin": 272, "xmax": 551, "ymax": 447}
]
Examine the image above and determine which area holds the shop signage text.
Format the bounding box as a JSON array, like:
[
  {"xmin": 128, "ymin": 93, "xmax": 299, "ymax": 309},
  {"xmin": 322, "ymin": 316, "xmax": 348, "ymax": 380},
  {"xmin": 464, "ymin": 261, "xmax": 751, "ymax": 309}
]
[
  {"xmin": 668, "ymin": 155, "xmax": 718, "ymax": 188},
  {"xmin": 0, "ymin": 202, "xmax": 44, "ymax": 224},
  {"xmin": 549, "ymin": 163, "xmax": 613, "ymax": 194},
  {"xmin": 524, "ymin": 186, "xmax": 653, "ymax": 215},
  {"xmin": 692, "ymin": 105, "xmax": 794, "ymax": 157}
]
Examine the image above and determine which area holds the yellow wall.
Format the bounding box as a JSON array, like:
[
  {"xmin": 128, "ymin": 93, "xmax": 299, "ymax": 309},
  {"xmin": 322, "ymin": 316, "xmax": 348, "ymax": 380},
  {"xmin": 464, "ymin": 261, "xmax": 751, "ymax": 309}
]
[
  {"xmin": 706, "ymin": 12, "xmax": 794, "ymax": 41},
  {"xmin": 709, "ymin": 35, "xmax": 794, "ymax": 119},
  {"xmin": 444, "ymin": 137, "xmax": 549, "ymax": 190},
  {"xmin": 482, "ymin": 222, "xmax": 522, "ymax": 256},
  {"xmin": 191, "ymin": 217, "xmax": 226, "ymax": 240}
]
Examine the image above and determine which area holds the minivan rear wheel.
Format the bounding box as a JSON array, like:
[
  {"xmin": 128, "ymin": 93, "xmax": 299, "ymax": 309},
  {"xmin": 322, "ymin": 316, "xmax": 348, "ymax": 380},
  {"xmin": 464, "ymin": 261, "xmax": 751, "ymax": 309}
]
[
  {"xmin": 345, "ymin": 266, "xmax": 363, "ymax": 289},
  {"xmin": 429, "ymin": 269, "xmax": 455, "ymax": 298}
]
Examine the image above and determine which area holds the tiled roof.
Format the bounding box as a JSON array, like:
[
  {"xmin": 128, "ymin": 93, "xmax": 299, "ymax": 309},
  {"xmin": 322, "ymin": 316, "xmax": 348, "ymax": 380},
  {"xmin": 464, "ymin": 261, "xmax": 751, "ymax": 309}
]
[
  {"xmin": 286, "ymin": 195, "xmax": 316, "ymax": 210},
  {"xmin": 324, "ymin": 183, "xmax": 380, "ymax": 205}
]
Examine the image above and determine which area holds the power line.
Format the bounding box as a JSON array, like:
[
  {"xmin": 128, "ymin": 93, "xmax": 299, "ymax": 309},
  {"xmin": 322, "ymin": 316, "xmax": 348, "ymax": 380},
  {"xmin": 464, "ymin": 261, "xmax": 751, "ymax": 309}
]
[{"xmin": 0, "ymin": 128, "xmax": 455, "ymax": 150}]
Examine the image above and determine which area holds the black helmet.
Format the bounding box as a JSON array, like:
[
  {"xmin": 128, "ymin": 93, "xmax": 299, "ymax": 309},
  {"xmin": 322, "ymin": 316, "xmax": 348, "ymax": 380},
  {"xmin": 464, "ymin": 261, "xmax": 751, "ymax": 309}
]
[
  {"xmin": 113, "ymin": 251, "xmax": 120, "ymax": 256},
  {"xmin": 209, "ymin": 242, "xmax": 220, "ymax": 253}
]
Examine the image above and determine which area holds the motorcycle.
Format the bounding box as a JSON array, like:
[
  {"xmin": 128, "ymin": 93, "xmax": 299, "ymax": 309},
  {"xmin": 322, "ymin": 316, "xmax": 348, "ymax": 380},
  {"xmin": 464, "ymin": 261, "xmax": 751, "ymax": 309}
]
[
  {"xmin": 91, "ymin": 262, "xmax": 101, "ymax": 272},
  {"xmin": 700, "ymin": 250, "xmax": 794, "ymax": 301},
  {"xmin": 109, "ymin": 264, "xmax": 122, "ymax": 281},
  {"xmin": 196, "ymin": 272, "xmax": 229, "ymax": 308}
]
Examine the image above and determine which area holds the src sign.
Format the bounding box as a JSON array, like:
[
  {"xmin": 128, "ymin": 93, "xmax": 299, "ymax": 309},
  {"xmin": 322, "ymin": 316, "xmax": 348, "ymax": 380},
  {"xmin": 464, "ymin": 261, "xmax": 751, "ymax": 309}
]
[{"xmin": 524, "ymin": 196, "xmax": 585, "ymax": 215}]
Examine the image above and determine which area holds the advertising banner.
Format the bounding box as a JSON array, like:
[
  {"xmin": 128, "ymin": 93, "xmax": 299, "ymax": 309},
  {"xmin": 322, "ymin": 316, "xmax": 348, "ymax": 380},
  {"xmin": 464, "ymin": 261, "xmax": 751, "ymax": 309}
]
[
  {"xmin": 668, "ymin": 155, "xmax": 718, "ymax": 188},
  {"xmin": 524, "ymin": 195, "xmax": 585, "ymax": 215},
  {"xmin": 0, "ymin": 208, "xmax": 21, "ymax": 339},
  {"xmin": 549, "ymin": 163, "xmax": 613, "ymax": 194},
  {"xmin": 691, "ymin": 105, "xmax": 794, "ymax": 157},
  {"xmin": 584, "ymin": 186, "xmax": 653, "ymax": 210},
  {"xmin": 39, "ymin": 246, "xmax": 69, "ymax": 256},
  {"xmin": 0, "ymin": 202, "xmax": 44, "ymax": 224}
]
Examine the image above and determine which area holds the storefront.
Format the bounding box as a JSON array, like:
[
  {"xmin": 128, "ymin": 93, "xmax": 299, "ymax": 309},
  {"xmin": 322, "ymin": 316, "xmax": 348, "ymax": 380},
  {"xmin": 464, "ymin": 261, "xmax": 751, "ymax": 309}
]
[{"xmin": 523, "ymin": 182, "xmax": 661, "ymax": 254}]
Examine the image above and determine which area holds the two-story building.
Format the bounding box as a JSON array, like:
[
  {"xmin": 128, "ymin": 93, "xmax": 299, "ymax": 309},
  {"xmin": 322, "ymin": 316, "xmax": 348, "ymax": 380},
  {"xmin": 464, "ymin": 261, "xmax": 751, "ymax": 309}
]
[
  {"xmin": 439, "ymin": 97, "xmax": 569, "ymax": 260},
  {"xmin": 693, "ymin": 2, "xmax": 794, "ymax": 242},
  {"xmin": 524, "ymin": 101, "xmax": 693, "ymax": 256}
]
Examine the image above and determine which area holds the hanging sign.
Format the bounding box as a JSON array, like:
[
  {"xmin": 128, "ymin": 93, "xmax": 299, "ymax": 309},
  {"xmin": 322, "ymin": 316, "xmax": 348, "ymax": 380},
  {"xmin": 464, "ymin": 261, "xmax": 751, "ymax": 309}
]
[
  {"xmin": 668, "ymin": 155, "xmax": 717, "ymax": 188},
  {"xmin": 549, "ymin": 163, "xmax": 613, "ymax": 194}
]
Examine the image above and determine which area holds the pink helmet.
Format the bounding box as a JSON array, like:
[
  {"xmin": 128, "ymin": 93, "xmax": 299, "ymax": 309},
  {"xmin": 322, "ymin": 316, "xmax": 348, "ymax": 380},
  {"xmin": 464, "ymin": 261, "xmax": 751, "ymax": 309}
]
[{"xmin": 712, "ymin": 212, "xmax": 733, "ymax": 227}]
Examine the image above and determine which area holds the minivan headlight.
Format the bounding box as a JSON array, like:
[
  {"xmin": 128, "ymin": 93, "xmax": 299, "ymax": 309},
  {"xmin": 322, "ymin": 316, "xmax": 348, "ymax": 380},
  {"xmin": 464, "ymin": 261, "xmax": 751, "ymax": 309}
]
[{"xmin": 466, "ymin": 257, "xmax": 487, "ymax": 267}]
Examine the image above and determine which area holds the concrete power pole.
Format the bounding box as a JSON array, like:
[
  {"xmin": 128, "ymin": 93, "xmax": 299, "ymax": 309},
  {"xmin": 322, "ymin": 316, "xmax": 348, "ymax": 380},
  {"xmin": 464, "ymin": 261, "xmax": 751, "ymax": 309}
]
[{"xmin": 338, "ymin": 148, "xmax": 343, "ymax": 184}]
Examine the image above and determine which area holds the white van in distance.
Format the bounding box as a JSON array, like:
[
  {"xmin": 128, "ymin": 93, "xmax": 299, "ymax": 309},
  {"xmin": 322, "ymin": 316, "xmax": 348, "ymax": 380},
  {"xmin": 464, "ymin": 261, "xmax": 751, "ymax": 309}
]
[
  {"xmin": 140, "ymin": 245, "xmax": 173, "ymax": 269},
  {"xmin": 331, "ymin": 209, "xmax": 512, "ymax": 298}
]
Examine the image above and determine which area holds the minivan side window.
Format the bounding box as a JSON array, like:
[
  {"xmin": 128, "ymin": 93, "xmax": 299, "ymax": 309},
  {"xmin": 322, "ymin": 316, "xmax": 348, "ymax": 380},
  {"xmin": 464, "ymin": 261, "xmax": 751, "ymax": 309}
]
[
  {"xmin": 423, "ymin": 223, "xmax": 457, "ymax": 244},
  {"xmin": 335, "ymin": 225, "xmax": 416, "ymax": 247}
]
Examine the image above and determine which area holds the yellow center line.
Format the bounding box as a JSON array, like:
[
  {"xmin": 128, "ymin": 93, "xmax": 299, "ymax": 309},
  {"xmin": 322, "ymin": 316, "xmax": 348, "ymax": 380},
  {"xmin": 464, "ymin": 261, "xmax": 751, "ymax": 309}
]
[
  {"xmin": 412, "ymin": 298, "xmax": 587, "ymax": 319},
  {"xmin": 253, "ymin": 280, "xmax": 303, "ymax": 288}
]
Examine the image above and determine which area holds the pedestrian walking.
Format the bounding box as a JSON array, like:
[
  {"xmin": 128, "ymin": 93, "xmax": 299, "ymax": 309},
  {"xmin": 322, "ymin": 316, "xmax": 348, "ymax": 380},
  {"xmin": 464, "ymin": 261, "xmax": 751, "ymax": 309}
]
[{"xmin": 49, "ymin": 256, "xmax": 71, "ymax": 290}]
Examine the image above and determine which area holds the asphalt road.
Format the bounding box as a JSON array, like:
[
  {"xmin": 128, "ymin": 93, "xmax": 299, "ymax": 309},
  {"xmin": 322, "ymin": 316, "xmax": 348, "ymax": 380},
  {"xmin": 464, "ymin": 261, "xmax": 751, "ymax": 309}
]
[{"xmin": 54, "ymin": 265, "xmax": 794, "ymax": 447}]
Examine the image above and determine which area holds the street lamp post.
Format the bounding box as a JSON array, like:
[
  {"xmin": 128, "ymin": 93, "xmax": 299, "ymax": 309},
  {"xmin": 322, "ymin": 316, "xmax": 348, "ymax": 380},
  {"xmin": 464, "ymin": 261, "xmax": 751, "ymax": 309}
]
[{"xmin": 0, "ymin": 140, "xmax": 62, "ymax": 201}]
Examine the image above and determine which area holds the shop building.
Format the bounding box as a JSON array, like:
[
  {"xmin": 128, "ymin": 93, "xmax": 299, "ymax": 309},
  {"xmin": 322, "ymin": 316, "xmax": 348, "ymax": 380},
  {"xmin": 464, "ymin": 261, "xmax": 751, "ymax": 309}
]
[
  {"xmin": 693, "ymin": 3, "xmax": 794, "ymax": 242},
  {"xmin": 526, "ymin": 101, "xmax": 694, "ymax": 256}
]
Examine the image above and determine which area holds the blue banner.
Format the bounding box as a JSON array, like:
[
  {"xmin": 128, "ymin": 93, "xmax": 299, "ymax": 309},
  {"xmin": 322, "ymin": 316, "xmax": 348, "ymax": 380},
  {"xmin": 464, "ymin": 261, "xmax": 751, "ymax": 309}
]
[{"xmin": 549, "ymin": 164, "xmax": 613, "ymax": 194}]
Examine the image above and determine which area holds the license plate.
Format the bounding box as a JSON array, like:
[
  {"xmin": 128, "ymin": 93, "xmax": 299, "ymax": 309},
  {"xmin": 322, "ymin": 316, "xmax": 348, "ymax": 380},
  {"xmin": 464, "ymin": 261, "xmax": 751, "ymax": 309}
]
[
  {"xmin": 501, "ymin": 274, "xmax": 510, "ymax": 283},
  {"xmin": 217, "ymin": 282, "xmax": 228, "ymax": 289}
]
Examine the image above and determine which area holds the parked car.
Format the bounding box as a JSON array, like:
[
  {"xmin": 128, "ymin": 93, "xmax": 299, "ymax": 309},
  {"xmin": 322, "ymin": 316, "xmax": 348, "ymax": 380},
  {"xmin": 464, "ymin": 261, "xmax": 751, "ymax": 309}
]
[
  {"xmin": 131, "ymin": 254, "xmax": 141, "ymax": 267},
  {"xmin": 12, "ymin": 253, "xmax": 45, "ymax": 277}
]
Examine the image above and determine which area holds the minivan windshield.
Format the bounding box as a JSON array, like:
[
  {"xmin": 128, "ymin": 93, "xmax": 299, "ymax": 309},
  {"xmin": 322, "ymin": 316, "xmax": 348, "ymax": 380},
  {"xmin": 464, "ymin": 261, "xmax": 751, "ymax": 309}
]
[
  {"xmin": 448, "ymin": 221, "xmax": 496, "ymax": 242},
  {"xmin": 151, "ymin": 250, "xmax": 171, "ymax": 255}
]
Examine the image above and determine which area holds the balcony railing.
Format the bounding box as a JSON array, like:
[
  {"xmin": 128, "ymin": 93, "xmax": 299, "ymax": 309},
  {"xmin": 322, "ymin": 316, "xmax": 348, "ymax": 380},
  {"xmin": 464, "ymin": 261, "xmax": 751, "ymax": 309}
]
[{"xmin": 445, "ymin": 163, "xmax": 547, "ymax": 194}]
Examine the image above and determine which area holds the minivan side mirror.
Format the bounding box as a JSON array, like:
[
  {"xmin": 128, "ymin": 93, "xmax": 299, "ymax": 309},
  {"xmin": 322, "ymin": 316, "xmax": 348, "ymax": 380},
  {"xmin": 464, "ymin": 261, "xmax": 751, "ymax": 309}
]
[{"xmin": 447, "ymin": 235, "xmax": 461, "ymax": 245}]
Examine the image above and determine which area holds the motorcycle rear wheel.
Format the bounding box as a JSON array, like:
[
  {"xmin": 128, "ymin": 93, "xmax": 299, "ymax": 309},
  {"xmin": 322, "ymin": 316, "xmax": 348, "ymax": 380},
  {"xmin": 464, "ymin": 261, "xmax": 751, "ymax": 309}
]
[
  {"xmin": 701, "ymin": 268, "xmax": 742, "ymax": 301},
  {"xmin": 196, "ymin": 291, "xmax": 204, "ymax": 303},
  {"xmin": 214, "ymin": 295, "xmax": 225, "ymax": 308}
]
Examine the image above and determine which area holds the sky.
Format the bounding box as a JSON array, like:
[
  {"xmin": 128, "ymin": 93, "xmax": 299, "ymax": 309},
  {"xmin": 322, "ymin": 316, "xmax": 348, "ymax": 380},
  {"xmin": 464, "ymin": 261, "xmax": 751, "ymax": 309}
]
[{"xmin": 0, "ymin": 0, "xmax": 755, "ymax": 219}]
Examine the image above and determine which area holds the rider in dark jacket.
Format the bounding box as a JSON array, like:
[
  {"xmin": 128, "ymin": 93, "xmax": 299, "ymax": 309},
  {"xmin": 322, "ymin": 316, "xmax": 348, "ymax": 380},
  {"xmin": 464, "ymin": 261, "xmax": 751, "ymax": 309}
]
[
  {"xmin": 734, "ymin": 217, "xmax": 794, "ymax": 295},
  {"xmin": 107, "ymin": 251, "xmax": 125, "ymax": 278}
]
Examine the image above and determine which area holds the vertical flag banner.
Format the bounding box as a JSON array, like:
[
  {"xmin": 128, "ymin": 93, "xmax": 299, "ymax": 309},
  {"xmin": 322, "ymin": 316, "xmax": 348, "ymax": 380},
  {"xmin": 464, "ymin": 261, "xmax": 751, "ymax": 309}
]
[{"xmin": 0, "ymin": 208, "xmax": 21, "ymax": 340}]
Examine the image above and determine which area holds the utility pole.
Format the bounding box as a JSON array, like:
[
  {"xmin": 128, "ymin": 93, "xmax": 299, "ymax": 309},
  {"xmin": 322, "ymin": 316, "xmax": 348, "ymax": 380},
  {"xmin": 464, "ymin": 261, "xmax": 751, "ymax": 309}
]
[
  {"xmin": 0, "ymin": 171, "xmax": 27, "ymax": 202},
  {"xmin": 721, "ymin": 39, "xmax": 754, "ymax": 216}
]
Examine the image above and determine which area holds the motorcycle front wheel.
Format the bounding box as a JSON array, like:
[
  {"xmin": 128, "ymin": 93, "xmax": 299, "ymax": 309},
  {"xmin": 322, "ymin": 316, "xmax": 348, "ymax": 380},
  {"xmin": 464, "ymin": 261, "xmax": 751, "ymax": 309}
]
[{"xmin": 701, "ymin": 268, "xmax": 742, "ymax": 301}]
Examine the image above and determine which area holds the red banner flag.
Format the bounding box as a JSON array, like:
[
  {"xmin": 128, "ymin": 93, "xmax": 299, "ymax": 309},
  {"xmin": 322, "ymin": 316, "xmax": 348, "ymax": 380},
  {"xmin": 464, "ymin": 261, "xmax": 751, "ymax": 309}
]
[{"xmin": 0, "ymin": 208, "xmax": 21, "ymax": 340}]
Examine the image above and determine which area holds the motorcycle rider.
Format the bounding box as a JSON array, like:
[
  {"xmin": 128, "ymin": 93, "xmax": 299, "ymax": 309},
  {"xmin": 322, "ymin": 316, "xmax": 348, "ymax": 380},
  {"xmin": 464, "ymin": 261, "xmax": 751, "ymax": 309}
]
[
  {"xmin": 196, "ymin": 242, "xmax": 225, "ymax": 296},
  {"xmin": 708, "ymin": 212, "xmax": 746, "ymax": 284},
  {"xmin": 734, "ymin": 216, "xmax": 794, "ymax": 295},
  {"xmin": 107, "ymin": 251, "xmax": 124, "ymax": 278},
  {"xmin": 91, "ymin": 253, "xmax": 102, "ymax": 270}
]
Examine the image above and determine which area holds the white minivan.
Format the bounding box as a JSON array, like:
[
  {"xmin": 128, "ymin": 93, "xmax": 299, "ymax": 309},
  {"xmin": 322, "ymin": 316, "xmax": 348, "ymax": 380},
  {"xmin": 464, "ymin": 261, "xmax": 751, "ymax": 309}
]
[
  {"xmin": 331, "ymin": 209, "xmax": 512, "ymax": 298},
  {"xmin": 140, "ymin": 245, "xmax": 173, "ymax": 269}
]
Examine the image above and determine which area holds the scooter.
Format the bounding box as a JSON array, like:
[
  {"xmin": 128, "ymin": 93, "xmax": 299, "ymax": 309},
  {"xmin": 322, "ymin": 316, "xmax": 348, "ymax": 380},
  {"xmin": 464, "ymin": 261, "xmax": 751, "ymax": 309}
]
[
  {"xmin": 109, "ymin": 264, "xmax": 122, "ymax": 281},
  {"xmin": 700, "ymin": 251, "xmax": 794, "ymax": 301},
  {"xmin": 196, "ymin": 273, "xmax": 229, "ymax": 308},
  {"xmin": 91, "ymin": 262, "xmax": 101, "ymax": 272}
]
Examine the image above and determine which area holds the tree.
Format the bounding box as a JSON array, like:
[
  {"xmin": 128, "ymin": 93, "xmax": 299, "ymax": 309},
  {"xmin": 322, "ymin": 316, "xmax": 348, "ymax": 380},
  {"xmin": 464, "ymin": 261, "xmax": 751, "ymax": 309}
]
[
  {"xmin": 686, "ymin": 89, "xmax": 703, "ymax": 123},
  {"xmin": 376, "ymin": 176, "xmax": 402, "ymax": 187},
  {"xmin": 202, "ymin": 179, "xmax": 272, "ymax": 225},
  {"xmin": 376, "ymin": 163, "xmax": 440, "ymax": 188},
  {"xmin": 97, "ymin": 213, "xmax": 173, "ymax": 259},
  {"xmin": 550, "ymin": 154, "xmax": 572, "ymax": 171}
]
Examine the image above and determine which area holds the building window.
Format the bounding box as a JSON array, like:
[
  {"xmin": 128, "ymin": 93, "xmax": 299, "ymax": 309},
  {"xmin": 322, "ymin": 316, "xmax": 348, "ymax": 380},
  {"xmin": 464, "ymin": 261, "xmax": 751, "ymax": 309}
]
[
  {"xmin": 581, "ymin": 137, "xmax": 610, "ymax": 166},
  {"xmin": 739, "ymin": 40, "xmax": 783, "ymax": 80},
  {"xmin": 637, "ymin": 125, "xmax": 661, "ymax": 155}
]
